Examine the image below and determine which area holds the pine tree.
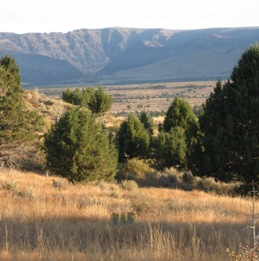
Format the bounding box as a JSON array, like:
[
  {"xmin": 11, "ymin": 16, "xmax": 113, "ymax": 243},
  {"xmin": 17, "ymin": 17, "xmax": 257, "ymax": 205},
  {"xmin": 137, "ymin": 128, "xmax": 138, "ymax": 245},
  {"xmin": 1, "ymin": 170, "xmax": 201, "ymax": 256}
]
[
  {"xmin": 62, "ymin": 85, "xmax": 112, "ymax": 115},
  {"xmin": 154, "ymin": 97, "xmax": 196, "ymax": 169},
  {"xmin": 88, "ymin": 85, "xmax": 112, "ymax": 115},
  {"xmin": 0, "ymin": 55, "xmax": 44, "ymax": 167},
  {"xmin": 139, "ymin": 111, "xmax": 154, "ymax": 136},
  {"xmin": 117, "ymin": 114, "xmax": 150, "ymax": 162},
  {"xmin": 156, "ymin": 127, "xmax": 187, "ymax": 170},
  {"xmin": 43, "ymin": 108, "xmax": 118, "ymax": 182},
  {"xmin": 62, "ymin": 88, "xmax": 94, "ymax": 107},
  {"xmin": 163, "ymin": 97, "xmax": 196, "ymax": 132},
  {"xmin": 189, "ymin": 45, "xmax": 259, "ymax": 184}
]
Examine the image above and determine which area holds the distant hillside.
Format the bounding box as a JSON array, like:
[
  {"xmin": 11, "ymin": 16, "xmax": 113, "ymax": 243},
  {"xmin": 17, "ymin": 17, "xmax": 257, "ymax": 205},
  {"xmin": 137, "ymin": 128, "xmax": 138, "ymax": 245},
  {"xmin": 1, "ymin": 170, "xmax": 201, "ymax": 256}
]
[{"xmin": 0, "ymin": 27, "xmax": 259, "ymax": 87}]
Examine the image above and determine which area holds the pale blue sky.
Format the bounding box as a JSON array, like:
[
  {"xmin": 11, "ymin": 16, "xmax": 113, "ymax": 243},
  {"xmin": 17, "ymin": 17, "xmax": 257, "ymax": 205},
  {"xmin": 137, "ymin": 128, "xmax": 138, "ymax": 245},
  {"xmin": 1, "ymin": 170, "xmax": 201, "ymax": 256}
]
[{"xmin": 1, "ymin": 0, "xmax": 259, "ymax": 33}]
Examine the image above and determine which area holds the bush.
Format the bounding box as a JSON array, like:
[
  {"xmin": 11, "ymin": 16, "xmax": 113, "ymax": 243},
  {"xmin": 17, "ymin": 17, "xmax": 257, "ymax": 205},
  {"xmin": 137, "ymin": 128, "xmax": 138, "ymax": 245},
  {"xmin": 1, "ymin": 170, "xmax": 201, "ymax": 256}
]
[
  {"xmin": 121, "ymin": 180, "xmax": 139, "ymax": 191},
  {"xmin": 126, "ymin": 158, "xmax": 153, "ymax": 177},
  {"xmin": 43, "ymin": 108, "xmax": 118, "ymax": 183},
  {"xmin": 2, "ymin": 181, "xmax": 19, "ymax": 191},
  {"xmin": 52, "ymin": 178, "xmax": 68, "ymax": 190},
  {"xmin": 182, "ymin": 171, "xmax": 194, "ymax": 183}
]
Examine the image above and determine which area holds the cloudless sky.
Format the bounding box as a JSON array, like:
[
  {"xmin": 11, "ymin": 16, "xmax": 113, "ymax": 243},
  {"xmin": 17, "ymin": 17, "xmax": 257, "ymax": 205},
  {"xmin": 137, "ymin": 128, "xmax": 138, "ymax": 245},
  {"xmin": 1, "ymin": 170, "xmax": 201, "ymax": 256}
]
[{"xmin": 1, "ymin": 0, "xmax": 259, "ymax": 34}]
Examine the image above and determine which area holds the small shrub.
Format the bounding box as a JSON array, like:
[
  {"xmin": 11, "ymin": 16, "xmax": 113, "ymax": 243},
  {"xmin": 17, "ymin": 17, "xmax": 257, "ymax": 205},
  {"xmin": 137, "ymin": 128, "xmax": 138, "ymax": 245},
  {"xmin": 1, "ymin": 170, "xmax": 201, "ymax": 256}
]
[
  {"xmin": 126, "ymin": 158, "xmax": 153, "ymax": 177},
  {"xmin": 99, "ymin": 181, "xmax": 109, "ymax": 191},
  {"xmin": 111, "ymin": 212, "xmax": 120, "ymax": 226},
  {"xmin": 111, "ymin": 212, "xmax": 136, "ymax": 225},
  {"xmin": 200, "ymin": 177, "xmax": 218, "ymax": 191},
  {"xmin": 2, "ymin": 181, "xmax": 19, "ymax": 191},
  {"xmin": 110, "ymin": 189, "xmax": 120, "ymax": 198},
  {"xmin": 157, "ymin": 173, "xmax": 180, "ymax": 188},
  {"xmin": 52, "ymin": 178, "xmax": 68, "ymax": 190},
  {"xmin": 192, "ymin": 176, "xmax": 203, "ymax": 187},
  {"xmin": 17, "ymin": 188, "xmax": 35, "ymax": 200},
  {"xmin": 131, "ymin": 193, "xmax": 151, "ymax": 215},
  {"xmin": 120, "ymin": 213, "xmax": 127, "ymax": 224},
  {"xmin": 121, "ymin": 180, "xmax": 139, "ymax": 191},
  {"xmin": 199, "ymin": 177, "xmax": 236, "ymax": 195},
  {"xmin": 127, "ymin": 212, "xmax": 135, "ymax": 224},
  {"xmin": 182, "ymin": 171, "xmax": 194, "ymax": 183}
]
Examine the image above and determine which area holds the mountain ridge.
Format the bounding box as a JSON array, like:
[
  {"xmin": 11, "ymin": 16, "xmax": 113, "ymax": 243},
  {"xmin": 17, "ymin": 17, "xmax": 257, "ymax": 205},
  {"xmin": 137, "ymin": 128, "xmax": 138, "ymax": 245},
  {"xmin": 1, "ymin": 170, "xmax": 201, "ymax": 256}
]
[{"xmin": 0, "ymin": 27, "xmax": 259, "ymax": 87}]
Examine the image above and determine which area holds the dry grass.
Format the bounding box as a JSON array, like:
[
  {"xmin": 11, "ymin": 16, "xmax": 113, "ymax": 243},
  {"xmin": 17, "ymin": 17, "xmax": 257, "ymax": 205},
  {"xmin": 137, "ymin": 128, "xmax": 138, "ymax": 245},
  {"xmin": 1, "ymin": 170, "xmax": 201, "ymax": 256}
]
[
  {"xmin": 0, "ymin": 168, "xmax": 257, "ymax": 260},
  {"xmin": 24, "ymin": 89, "xmax": 72, "ymax": 128},
  {"xmin": 105, "ymin": 81, "xmax": 215, "ymax": 114},
  {"xmin": 38, "ymin": 80, "xmax": 216, "ymax": 115}
]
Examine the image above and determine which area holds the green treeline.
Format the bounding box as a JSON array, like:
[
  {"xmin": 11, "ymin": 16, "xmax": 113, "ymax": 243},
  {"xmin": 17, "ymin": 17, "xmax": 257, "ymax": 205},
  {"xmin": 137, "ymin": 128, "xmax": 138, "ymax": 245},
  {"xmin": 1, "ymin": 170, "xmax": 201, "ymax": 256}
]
[
  {"xmin": 0, "ymin": 45, "xmax": 258, "ymax": 190},
  {"xmin": 62, "ymin": 85, "xmax": 112, "ymax": 115}
]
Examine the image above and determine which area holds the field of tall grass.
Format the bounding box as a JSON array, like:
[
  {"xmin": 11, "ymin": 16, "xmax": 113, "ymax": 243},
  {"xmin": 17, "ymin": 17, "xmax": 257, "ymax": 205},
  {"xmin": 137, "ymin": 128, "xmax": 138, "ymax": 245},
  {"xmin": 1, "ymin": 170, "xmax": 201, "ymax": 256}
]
[{"xmin": 0, "ymin": 168, "xmax": 257, "ymax": 260}]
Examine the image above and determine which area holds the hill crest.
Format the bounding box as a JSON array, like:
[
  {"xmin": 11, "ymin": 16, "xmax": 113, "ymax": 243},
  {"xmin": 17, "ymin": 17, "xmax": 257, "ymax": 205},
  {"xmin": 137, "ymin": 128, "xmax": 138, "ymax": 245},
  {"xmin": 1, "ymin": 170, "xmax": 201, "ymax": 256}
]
[{"xmin": 1, "ymin": 27, "xmax": 259, "ymax": 87}]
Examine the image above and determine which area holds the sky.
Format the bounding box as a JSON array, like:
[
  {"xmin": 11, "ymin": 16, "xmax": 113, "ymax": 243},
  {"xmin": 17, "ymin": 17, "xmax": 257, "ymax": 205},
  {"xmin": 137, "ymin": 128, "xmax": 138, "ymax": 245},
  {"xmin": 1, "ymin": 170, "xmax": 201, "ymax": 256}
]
[{"xmin": 1, "ymin": 0, "xmax": 259, "ymax": 34}]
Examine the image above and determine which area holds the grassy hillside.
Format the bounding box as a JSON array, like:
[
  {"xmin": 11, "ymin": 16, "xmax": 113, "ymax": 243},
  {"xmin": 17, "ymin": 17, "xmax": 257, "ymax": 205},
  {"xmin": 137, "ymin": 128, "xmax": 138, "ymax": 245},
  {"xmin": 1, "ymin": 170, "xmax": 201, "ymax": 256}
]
[
  {"xmin": 0, "ymin": 168, "xmax": 256, "ymax": 260},
  {"xmin": 0, "ymin": 88, "xmax": 257, "ymax": 260}
]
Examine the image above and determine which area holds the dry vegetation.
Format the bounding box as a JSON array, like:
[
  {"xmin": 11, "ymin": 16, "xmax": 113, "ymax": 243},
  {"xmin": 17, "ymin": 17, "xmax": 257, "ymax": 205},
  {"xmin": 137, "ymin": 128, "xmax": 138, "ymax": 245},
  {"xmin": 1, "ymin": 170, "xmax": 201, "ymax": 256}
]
[
  {"xmin": 0, "ymin": 168, "xmax": 257, "ymax": 261},
  {"xmin": 10, "ymin": 83, "xmax": 257, "ymax": 260},
  {"xmin": 39, "ymin": 81, "xmax": 216, "ymax": 114},
  {"xmin": 28, "ymin": 81, "xmax": 216, "ymax": 133}
]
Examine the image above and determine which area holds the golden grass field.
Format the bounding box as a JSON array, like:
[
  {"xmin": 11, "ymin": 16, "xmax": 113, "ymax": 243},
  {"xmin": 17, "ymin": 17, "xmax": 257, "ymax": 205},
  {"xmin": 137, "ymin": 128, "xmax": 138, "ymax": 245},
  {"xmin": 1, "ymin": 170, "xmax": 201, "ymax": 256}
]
[
  {"xmin": 3, "ymin": 83, "xmax": 255, "ymax": 260},
  {"xmin": 106, "ymin": 81, "xmax": 216, "ymax": 114},
  {"xmin": 0, "ymin": 168, "xmax": 257, "ymax": 261}
]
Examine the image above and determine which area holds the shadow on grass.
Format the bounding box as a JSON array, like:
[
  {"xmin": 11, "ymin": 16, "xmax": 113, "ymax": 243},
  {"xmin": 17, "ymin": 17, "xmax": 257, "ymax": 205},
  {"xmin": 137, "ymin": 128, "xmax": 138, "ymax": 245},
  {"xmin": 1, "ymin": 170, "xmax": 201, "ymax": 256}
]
[{"xmin": 0, "ymin": 215, "xmax": 251, "ymax": 255}]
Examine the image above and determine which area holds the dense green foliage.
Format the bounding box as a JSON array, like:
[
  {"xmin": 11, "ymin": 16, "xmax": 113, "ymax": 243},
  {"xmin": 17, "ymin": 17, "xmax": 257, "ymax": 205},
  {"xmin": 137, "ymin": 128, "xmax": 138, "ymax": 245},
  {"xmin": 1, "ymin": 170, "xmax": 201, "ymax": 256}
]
[
  {"xmin": 139, "ymin": 111, "xmax": 154, "ymax": 136},
  {"xmin": 0, "ymin": 55, "xmax": 44, "ymax": 167},
  {"xmin": 88, "ymin": 86, "xmax": 112, "ymax": 115},
  {"xmin": 156, "ymin": 127, "xmax": 187, "ymax": 169},
  {"xmin": 188, "ymin": 45, "xmax": 259, "ymax": 184},
  {"xmin": 117, "ymin": 115, "xmax": 150, "ymax": 162},
  {"xmin": 163, "ymin": 97, "xmax": 196, "ymax": 132},
  {"xmin": 62, "ymin": 85, "xmax": 112, "ymax": 115},
  {"xmin": 43, "ymin": 108, "xmax": 117, "ymax": 182},
  {"xmin": 155, "ymin": 97, "xmax": 196, "ymax": 170},
  {"xmin": 62, "ymin": 88, "xmax": 94, "ymax": 107}
]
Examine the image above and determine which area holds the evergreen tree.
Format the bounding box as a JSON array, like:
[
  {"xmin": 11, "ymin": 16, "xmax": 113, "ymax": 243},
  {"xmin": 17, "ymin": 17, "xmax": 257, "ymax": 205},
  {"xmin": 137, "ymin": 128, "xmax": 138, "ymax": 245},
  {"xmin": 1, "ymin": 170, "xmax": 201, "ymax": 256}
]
[
  {"xmin": 62, "ymin": 85, "xmax": 112, "ymax": 115},
  {"xmin": 117, "ymin": 114, "xmax": 150, "ymax": 162},
  {"xmin": 43, "ymin": 108, "xmax": 117, "ymax": 182},
  {"xmin": 62, "ymin": 88, "xmax": 94, "ymax": 107},
  {"xmin": 0, "ymin": 54, "xmax": 21, "ymax": 84},
  {"xmin": 0, "ymin": 55, "xmax": 44, "ymax": 167},
  {"xmin": 156, "ymin": 127, "xmax": 187, "ymax": 170},
  {"xmin": 154, "ymin": 97, "xmax": 196, "ymax": 169},
  {"xmin": 189, "ymin": 45, "xmax": 259, "ymax": 184},
  {"xmin": 163, "ymin": 97, "xmax": 196, "ymax": 132},
  {"xmin": 139, "ymin": 111, "xmax": 154, "ymax": 136},
  {"xmin": 88, "ymin": 85, "xmax": 112, "ymax": 115}
]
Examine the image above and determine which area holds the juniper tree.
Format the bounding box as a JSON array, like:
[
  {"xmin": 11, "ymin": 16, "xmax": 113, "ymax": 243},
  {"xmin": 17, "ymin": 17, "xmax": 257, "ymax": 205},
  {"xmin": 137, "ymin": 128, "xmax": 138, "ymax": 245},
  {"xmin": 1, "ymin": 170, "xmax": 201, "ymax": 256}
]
[
  {"xmin": 0, "ymin": 55, "xmax": 44, "ymax": 167},
  {"xmin": 155, "ymin": 97, "xmax": 196, "ymax": 170},
  {"xmin": 117, "ymin": 114, "xmax": 150, "ymax": 162},
  {"xmin": 88, "ymin": 85, "xmax": 112, "ymax": 115},
  {"xmin": 163, "ymin": 97, "xmax": 196, "ymax": 132},
  {"xmin": 139, "ymin": 111, "xmax": 154, "ymax": 136},
  {"xmin": 43, "ymin": 108, "xmax": 118, "ymax": 182},
  {"xmin": 188, "ymin": 44, "xmax": 259, "ymax": 184},
  {"xmin": 62, "ymin": 85, "xmax": 112, "ymax": 116}
]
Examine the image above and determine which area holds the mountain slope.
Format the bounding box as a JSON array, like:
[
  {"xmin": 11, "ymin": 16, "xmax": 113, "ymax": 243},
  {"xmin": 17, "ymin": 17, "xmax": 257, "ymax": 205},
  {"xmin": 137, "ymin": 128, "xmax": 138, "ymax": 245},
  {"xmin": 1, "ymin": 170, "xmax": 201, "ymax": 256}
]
[{"xmin": 0, "ymin": 27, "xmax": 259, "ymax": 86}]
